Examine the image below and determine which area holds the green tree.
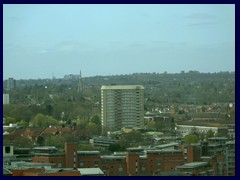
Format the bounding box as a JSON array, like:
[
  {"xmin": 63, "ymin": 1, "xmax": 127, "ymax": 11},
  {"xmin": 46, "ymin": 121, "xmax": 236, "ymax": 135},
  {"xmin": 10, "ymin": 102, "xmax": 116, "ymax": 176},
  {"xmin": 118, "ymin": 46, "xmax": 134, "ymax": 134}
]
[
  {"xmin": 31, "ymin": 113, "xmax": 59, "ymax": 128},
  {"xmin": 184, "ymin": 134, "xmax": 199, "ymax": 144},
  {"xmin": 146, "ymin": 120, "xmax": 156, "ymax": 129},
  {"xmin": 76, "ymin": 119, "xmax": 88, "ymax": 129},
  {"xmin": 36, "ymin": 136, "xmax": 45, "ymax": 146},
  {"xmin": 123, "ymin": 131, "xmax": 143, "ymax": 144},
  {"xmin": 14, "ymin": 137, "xmax": 34, "ymax": 148},
  {"xmin": 108, "ymin": 143, "xmax": 126, "ymax": 152},
  {"xmin": 44, "ymin": 135, "xmax": 65, "ymax": 148},
  {"xmin": 91, "ymin": 115, "xmax": 101, "ymax": 125},
  {"xmin": 45, "ymin": 104, "xmax": 53, "ymax": 116},
  {"xmin": 4, "ymin": 117, "xmax": 16, "ymax": 125},
  {"xmin": 18, "ymin": 120, "xmax": 29, "ymax": 127}
]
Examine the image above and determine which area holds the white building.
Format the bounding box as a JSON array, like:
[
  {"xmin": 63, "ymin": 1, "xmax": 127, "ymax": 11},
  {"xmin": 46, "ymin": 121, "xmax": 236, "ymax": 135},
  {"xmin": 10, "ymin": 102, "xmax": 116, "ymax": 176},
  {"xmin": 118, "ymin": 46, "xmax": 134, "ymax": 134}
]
[
  {"xmin": 3, "ymin": 94, "xmax": 9, "ymax": 104},
  {"xmin": 176, "ymin": 124, "xmax": 227, "ymax": 136},
  {"xmin": 101, "ymin": 85, "xmax": 144, "ymax": 131}
]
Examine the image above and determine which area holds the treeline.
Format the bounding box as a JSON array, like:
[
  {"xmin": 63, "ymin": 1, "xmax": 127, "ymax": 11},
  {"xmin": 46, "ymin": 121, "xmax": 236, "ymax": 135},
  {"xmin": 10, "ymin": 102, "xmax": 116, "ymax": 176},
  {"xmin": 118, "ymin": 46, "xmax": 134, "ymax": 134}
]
[{"xmin": 3, "ymin": 71, "xmax": 234, "ymax": 124}]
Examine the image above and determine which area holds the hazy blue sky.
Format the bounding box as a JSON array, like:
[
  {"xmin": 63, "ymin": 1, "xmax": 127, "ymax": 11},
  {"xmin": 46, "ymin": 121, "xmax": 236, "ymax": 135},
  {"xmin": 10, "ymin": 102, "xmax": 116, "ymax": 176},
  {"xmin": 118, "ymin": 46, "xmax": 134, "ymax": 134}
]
[{"xmin": 3, "ymin": 4, "xmax": 235, "ymax": 80}]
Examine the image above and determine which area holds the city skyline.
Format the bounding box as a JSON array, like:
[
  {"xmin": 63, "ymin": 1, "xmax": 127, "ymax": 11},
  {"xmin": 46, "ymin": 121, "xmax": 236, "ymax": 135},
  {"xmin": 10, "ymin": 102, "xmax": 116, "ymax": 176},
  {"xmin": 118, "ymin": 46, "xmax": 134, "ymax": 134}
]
[{"xmin": 3, "ymin": 4, "xmax": 235, "ymax": 80}]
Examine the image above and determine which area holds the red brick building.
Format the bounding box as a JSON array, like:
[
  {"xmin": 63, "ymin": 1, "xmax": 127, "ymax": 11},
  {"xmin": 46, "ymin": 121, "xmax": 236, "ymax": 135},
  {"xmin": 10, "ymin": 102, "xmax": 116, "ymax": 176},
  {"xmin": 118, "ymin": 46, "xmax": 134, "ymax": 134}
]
[{"xmin": 31, "ymin": 143, "xmax": 185, "ymax": 176}]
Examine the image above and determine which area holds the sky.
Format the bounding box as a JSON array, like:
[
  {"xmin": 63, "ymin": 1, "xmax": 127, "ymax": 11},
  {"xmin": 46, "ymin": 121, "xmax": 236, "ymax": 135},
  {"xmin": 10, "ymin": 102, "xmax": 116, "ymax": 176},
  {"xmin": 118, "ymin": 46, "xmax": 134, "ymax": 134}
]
[{"xmin": 3, "ymin": 4, "xmax": 235, "ymax": 80}]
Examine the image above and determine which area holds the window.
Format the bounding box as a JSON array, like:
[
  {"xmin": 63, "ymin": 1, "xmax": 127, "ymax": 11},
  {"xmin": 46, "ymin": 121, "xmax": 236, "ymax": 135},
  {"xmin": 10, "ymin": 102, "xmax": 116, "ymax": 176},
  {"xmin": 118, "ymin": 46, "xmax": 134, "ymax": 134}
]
[
  {"xmin": 141, "ymin": 164, "xmax": 146, "ymax": 172},
  {"xmin": 157, "ymin": 160, "xmax": 161, "ymax": 170},
  {"xmin": 94, "ymin": 160, "xmax": 99, "ymax": 167},
  {"xmin": 5, "ymin": 146, "xmax": 10, "ymax": 154},
  {"xmin": 118, "ymin": 164, "xmax": 123, "ymax": 172},
  {"xmin": 58, "ymin": 160, "xmax": 62, "ymax": 168},
  {"xmin": 79, "ymin": 160, "xmax": 84, "ymax": 168}
]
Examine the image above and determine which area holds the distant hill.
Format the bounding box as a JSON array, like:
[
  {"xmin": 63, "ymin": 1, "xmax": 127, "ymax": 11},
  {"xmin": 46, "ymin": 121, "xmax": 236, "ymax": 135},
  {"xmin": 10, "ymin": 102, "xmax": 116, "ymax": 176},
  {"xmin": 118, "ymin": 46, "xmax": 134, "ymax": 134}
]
[{"xmin": 3, "ymin": 71, "xmax": 235, "ymax": 105}]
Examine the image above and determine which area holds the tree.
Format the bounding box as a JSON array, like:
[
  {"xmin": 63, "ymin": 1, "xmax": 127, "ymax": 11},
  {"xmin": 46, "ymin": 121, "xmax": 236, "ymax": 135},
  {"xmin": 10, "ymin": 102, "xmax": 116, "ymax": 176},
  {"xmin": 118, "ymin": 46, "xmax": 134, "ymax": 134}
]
[
  {"xmin": 108, "ymin": 143, "xmax": 126, "ymax": 152},
  {"xmin": 45, "ymin": 104, "xmax": 53, "ymax": 116},
  {"xmin": 31, "ymin": 113, "xmax": 59, "ymax": 128},
  {"xmin": 14, "ymin": 137, "xmax": 34, "ymax": 148},
  {"xmin": 36, "ymin": 136, "xmax": 45, "ymax": 146},
  {"xmin": 184, "ymin": 134, "xmax": 199, "ymax": 144},
  {"xmin": 146, "ymin": 120, "xmax": 156, "ymax": 129},
  {"xmin": 123, "ymin": 131, "xmax": 143, "ymax": 144},
  {"xmin": 44, "ymin": 135, "xmax": 65, "ymax": 148},
  {"xmin": 4, "ymin": 117, "xmax": 16, "ymax": 125},
  {"xmin": 91, "ymin": 115, "xmax": 101, "ymax": 125},
  {"xmin": 76, "ymin": 119, "xmax": 88, "ymax": 129},
  {"xmin": 18, "ymin": 120, "xmax": 29, "ymax": 127}
]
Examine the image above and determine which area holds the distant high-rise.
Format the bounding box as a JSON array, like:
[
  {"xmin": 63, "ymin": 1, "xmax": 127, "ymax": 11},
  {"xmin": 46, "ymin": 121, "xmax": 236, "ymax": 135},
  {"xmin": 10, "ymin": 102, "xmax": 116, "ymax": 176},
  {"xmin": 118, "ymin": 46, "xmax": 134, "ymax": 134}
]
[
  {"xmin": 3, "ymin": 94, "xmax": 9, "ymax": 104},
  {"xmin": 101, "ymin": 85, "xmax": 144, "ymax": 132},
  {"xmin": 7, "ymin": 78, "xmax": 16, "ymax": 91}
]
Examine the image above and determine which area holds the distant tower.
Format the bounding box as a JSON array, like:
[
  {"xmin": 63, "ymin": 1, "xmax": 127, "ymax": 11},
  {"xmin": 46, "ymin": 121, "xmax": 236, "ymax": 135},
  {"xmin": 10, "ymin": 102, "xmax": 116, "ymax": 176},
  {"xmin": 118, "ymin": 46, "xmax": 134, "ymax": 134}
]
[
  {"xmin": 7, "ymin": 78, "xmax": 16, "ymax": 91},
  {"xmin": 52, "ymin": 73, "xmax": 56, "ymax": 80},
  {"xmin": 78, "ymin": 70, "xmax": 83, "ymax": 94},
  {"xmin": 101, "ymin": 85, "xmax": 144, "ymax": 132},
  {"xmin": 3, "ymin": 94, "xmax": 9, "ymax": 104}
]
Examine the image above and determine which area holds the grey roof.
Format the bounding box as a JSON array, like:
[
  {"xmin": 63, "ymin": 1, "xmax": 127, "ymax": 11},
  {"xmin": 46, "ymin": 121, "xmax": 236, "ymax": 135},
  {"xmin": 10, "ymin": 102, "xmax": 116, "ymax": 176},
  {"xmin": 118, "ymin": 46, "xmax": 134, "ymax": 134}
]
[
  {"xmin": 32, "ymin": 146, "xmax": 57, "ymax": 150},
  {"xmin": 101, "ymin": 85, "xmax": 144, "ymax": 90},
  {"xmin": 176, "ymin": 162, "xmax": 208, "ymax": 169},
  {"xmin": 154, "ymin": 142, "xmax": 179, "ymax": 149},
  {"xmin": 101, "ymin": 155, "xmax": 126, "ymax": 160},
  {"xmin": 77, "ymin": 151, "xmax": 100, "ymax": 155},
  {"xmin": 78, "ymin": 168, "xmax": 104, "ymax": 175}
]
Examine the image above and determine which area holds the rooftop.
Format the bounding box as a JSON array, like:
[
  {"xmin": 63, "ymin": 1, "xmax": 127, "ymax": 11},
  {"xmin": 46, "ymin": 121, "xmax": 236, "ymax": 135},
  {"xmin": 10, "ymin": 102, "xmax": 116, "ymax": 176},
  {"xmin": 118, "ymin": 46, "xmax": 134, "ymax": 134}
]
[
  {"xmin": 77, "ymin": 168, "xmax": 104, "ymax": 175},
  {"xmin": 101, "ymin": 85, "xmax": 144, "ymax": 90},
  {"xmin": 101, "ymin": 156, "xmax": 126, "ymax": 160},
  {"xmin": 176, "ymin": 162, "xmax": 208, "ymax": 169},
  {"xmin": 154, "ymin": 142, "xmax": 179, "ymax": 149},
  {"xmin": 32, "ymin": 146, "xmax": 57, "ymax": 151},
  {"xmin": 77, "ymin": 151, "xmax": 100, "ymax": 155}
]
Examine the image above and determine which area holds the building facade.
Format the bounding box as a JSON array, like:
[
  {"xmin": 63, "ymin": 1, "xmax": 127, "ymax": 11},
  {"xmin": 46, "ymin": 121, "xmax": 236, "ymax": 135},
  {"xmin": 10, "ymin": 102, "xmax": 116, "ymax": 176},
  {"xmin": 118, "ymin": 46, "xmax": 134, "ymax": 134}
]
[
  {"xmin": 7, "ymin": 78, "xmax": 16, "ymax": 91},
  {"xmin": 101, "ymin": 85, "xmax": 144, "ymax": 131},
  {"xmin": 3, "ymin": 94, "xmax": 10, "ymax": 104}
]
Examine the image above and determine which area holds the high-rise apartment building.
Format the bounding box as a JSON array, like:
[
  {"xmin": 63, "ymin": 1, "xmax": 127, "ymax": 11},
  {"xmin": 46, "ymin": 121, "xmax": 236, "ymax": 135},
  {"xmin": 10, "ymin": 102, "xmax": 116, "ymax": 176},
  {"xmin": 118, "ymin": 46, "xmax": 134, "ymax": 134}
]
[
  {"xmin": 3, "ymin": 94, "xmax": 9, "ymax": 104},
  {"xmin": 101, "ymin": 85, "xmax": 144, "ymax": 132},
  {"xmin": 7, "ymin": 78, "xmax": 16, "ymax": 91}
]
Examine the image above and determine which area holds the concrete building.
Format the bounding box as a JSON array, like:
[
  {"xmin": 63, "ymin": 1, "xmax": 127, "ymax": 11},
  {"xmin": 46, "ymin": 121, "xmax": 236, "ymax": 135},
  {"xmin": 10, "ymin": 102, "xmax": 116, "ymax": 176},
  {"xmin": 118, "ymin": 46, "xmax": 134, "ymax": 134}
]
[
  {"xmin": 3, "ymin": 94, "xmax": 9, "ymax": 104},
  {"xmin": 90, "ymin": 136, "xmax": 119, "ymax": 147},
  {"xmin": 3, "ymin": 145, "xmax": 15, "ymax": 163},
  {"xmin": 101, "ymin": 85, "xmax": 144, "ymax": 131},
  {"xmin": 225, "ymin": 141, "xmax": 235, "ymax": 176},
  {"xmin": 176, "ymin": 162, "xmax": 214, "ymax": 176},
  {"xmin": 176, "ymin": 124, "xmax": 228, "ymax": 136},
  {"xmin": 7, "ymin": 78, "xmax": 16, "ymax": 91}
]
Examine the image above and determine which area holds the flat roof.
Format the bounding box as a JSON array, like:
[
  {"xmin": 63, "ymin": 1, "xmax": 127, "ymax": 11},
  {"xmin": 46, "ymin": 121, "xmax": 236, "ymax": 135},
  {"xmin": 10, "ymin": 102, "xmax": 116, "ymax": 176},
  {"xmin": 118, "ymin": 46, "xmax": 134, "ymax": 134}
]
[
  {"xmin": 77, "ymin": 151, "xmax": 100, "ymax": 155},
  {"xmin": 145, "ymin": 149, "xmax": 182, "ymax": 154},
  {"xmin": 176, "ymin": 162, "xmax": 208, "ymax": 169},
  {"xmin": 154, "ymin": 142, "xmax": 179, "ymax": 149},
  {"xmin": 101, "ymin": 85, "xmax": 144, "ymax": 90},
  {"xmin": 32, "ymin": 146, "xmax": 57, "ymax": 150},
  {"xmin": 226, "ymin": 141, "xmax": 235, "ymax": 145},
  {"xmin": 44, "ymin": 168, "xmax": 80, "ymax": 173},
  {"xmin": 20, "ymin": 162, "xmax": 55, "ymax": 166},
  {"xmin": 208, "ymin": 137, "xmax": 228, "ymax": 140},
  {"xmin": 101, "ymin": 156, "xmax": 125, "ymax": 160},
  {"xmin": 126, "ymin": 147, "xmax": 143, "ymax": 152},
  {"xmin": 78, "ymin": 168, "xmax": 104, "ymax": 175}
]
